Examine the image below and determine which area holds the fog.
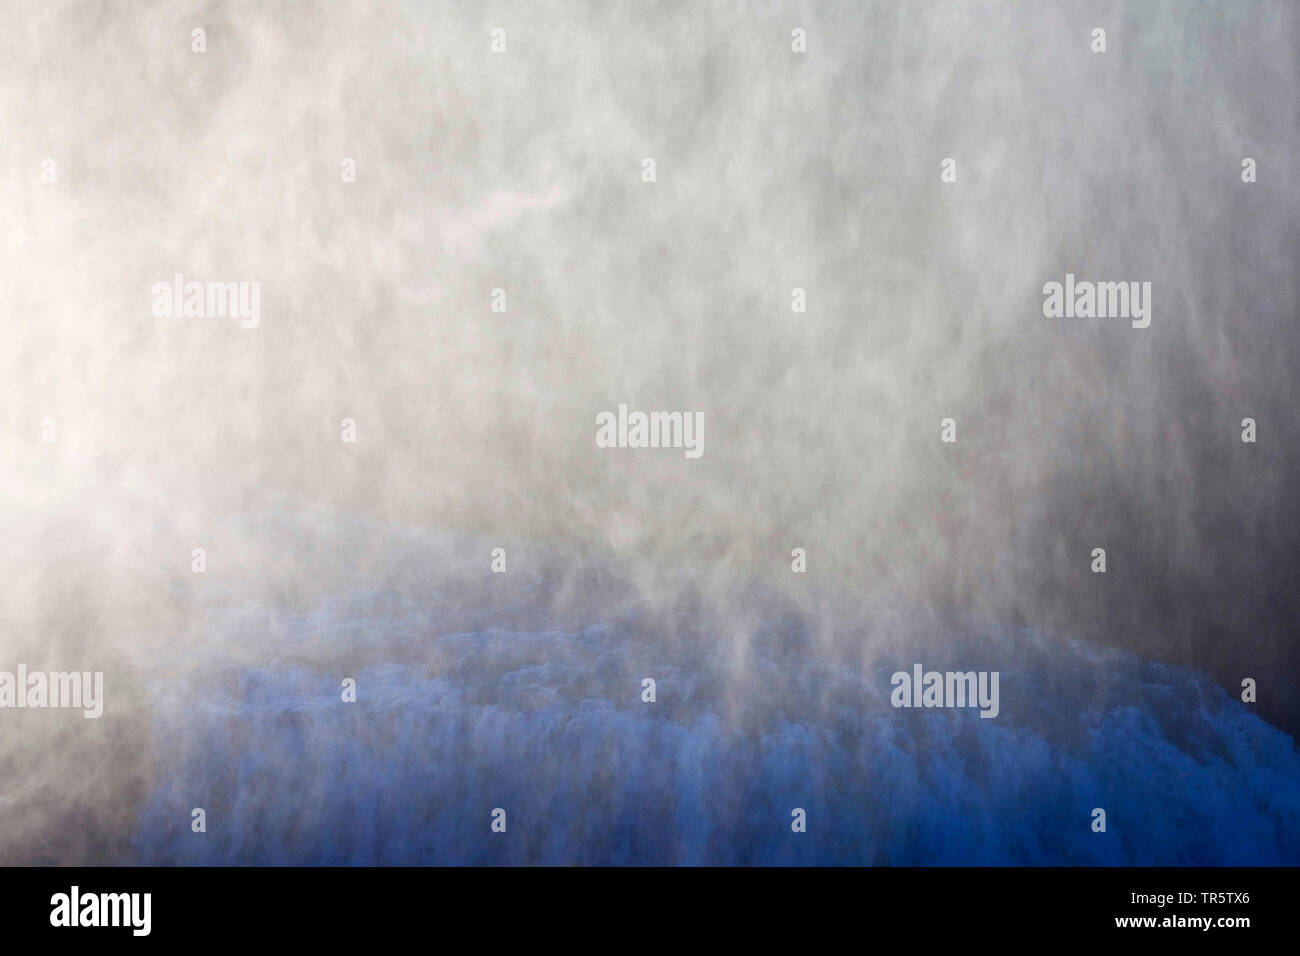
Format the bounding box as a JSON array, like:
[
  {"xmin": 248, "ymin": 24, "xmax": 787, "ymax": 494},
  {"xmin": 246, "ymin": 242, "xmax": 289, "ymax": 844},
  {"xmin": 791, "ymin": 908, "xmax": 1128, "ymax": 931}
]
[{"xmin": 1, "ymin": 1, "xmax": 1296, "ymax": 864}]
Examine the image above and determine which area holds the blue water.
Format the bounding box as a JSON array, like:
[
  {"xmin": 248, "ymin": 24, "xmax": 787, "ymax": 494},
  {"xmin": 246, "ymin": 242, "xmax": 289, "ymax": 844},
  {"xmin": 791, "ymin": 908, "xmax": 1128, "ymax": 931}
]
[{"xmin": 133, "ymin": 589, "xmax": 1300, "ymax": 865}]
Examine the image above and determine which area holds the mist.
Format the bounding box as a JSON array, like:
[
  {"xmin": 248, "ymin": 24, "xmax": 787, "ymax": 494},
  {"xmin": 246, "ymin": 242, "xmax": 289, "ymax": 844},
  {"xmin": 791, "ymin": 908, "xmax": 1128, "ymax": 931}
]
[{"xmin": 1, "ymin": 0, "xmax": 1296, "ymax": 864}]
